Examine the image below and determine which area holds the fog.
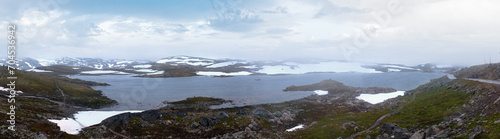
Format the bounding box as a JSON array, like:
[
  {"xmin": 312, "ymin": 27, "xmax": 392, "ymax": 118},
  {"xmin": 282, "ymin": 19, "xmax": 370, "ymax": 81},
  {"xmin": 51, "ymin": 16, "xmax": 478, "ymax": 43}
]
[{"xmin": 1, "ymin": 0, "xmax": 499, "ymax": 66}]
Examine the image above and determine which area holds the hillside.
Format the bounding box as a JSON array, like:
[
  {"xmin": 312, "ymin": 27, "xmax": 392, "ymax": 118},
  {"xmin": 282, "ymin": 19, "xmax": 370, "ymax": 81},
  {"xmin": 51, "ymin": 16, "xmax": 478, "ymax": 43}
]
[
  {"xmin": 455, "ymin": 62, "xmax": 500, "ymax": 80},
  {"xmin": 0, "ymin": 67, "xmax": 116, "ymax": 108},
  {"xmin": 0, "ymin": 67, "xmax": 118, "ymax": 138}
]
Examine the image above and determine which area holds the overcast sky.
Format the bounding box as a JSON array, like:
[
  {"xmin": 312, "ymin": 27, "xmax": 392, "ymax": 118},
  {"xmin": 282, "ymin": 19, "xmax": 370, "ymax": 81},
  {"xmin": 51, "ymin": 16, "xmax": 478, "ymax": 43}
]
[{"xmin": 1, "ymin": 0, "xmax": 499, "ymax": 66}]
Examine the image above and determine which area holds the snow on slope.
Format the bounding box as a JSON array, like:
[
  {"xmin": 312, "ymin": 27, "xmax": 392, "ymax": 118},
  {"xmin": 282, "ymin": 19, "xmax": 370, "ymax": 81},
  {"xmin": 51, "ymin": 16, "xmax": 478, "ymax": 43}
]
[
  {"xmin": 26, "ymin": 69, "xmax": 53, "ymax": 72},
  {"xmin": 206, "ymin": 61, "xmax": 248, "ymax": 68},
  {"xmin": 133, "ymin": 64, "xmax": 152, "ymax": 68},
  {"xmin": 257, "ymin": 61, "xmax": 381, "ymax": 74},
  {"xmin": 48, "ymin": 110, "xmax": 142, "ymax": 135},
  {"xmin": 196, "ymin": 71, "xmax": 252, "ymax": 76},
  {"xmin": 286, "ymin": 124, "xmax": 304, "ymax": 132},
  {"xmin": 356, "ymin": 91, "xmax": 405, "ymax": 104},
  {"xmin": 156, "ymin": 56, "xmax": 214, "ymax": 66},
  {"xmin": 81, "ymin": 70, "xmax": 129, "ymax": 75}
]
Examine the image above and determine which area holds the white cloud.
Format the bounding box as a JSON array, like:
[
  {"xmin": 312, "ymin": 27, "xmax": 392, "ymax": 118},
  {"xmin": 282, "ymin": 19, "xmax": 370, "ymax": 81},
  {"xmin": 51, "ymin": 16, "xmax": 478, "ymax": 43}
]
[{"xmin": 0, "ymin": 0, "xmax": 499, "ymax": 65}]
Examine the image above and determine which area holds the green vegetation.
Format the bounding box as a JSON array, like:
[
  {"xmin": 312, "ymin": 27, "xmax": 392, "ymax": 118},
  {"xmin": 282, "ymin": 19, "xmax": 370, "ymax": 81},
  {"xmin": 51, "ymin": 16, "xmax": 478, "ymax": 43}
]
[
  {"xmin": 290, "ymin": 76, "xmax": 500, "ymax": 138},
  {"xmin": 0, "ymin": 67, "xmax": 116, "ymax": 109},
  {"xmin": 36, "ymin": 65, "xmax": 83, "ymax": 74},
  {"xmin": 455, "ymin": 62, "xmax": 500, "ymax": 80},
  {"xmin": 383, "ymin": 85, "xmax": 472, "ymax": 128}
]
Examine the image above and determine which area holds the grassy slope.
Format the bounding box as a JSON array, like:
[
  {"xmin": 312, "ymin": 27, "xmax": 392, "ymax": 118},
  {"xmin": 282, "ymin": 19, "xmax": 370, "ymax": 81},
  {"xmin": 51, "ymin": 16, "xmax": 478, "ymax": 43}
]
[
  {"xmin": 455, "ymin": 63, "xmax": 500, "ymax": 80},
  {"xmin": 294, "ymin": 76, "xmax": 500, "ymax": 138},
  {"xmin": 0, "ymin": 68, "xmax": 116, "ymax": 109}
]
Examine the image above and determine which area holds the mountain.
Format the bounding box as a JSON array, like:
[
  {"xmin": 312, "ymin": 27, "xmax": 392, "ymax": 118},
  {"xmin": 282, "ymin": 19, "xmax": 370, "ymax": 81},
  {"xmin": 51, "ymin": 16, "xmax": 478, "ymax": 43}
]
[{"xmin": 0, "ymin": 56, "xmax": 462, "ymax": 76}]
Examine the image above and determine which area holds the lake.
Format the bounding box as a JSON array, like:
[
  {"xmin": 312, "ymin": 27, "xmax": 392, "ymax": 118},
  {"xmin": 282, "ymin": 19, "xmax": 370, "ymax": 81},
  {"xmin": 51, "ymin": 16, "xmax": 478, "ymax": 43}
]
[{"xmin": 67, "ymin": 72, "xmax": 447, "ymax": 111}]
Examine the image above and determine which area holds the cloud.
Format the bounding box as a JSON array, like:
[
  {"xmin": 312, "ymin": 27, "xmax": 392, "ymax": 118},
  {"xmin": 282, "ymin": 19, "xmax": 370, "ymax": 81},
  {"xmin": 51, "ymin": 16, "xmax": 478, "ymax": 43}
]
[
  {"xmin": 208, "ymin": 0, "xmax": 262, "ymax": 32},
  {"xmin": 265, "ymin": 28, "xmax": 292, "ymax": 34},
  {"xmin": 314, "ymin": 1, "xmax": 363, "ymax": 18},
  {"xmin": 0, "ymin": 0, "xmax": 499, "ymax": 66},
  {"xmin": 262, "ymin": 6, "xmax": 288, "ymax": 14}
]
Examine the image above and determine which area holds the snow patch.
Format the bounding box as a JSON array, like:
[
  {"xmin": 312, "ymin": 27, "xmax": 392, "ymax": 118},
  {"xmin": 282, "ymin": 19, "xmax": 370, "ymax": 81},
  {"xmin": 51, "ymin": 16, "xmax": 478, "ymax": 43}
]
[
  {"xmin": 48, "ymin": 110, "xmax": 142, "ymax": 135},
  {"xmin": 37, "ymin": 59, "xmax": 56, "ymax": 66},
  {"xmin": 257, "ymin": 62, "xmax": 381, "ymax": 74},
  {"xmin": 81, "ymin": 70, "xmax": 129, "ymax": 75},
  {"xmin": 286, "ymin": 124, "xmax": 304, "ymax": 132},
  {"xmin": 382, "ymin": 65, "xmax": 417, "ymax": 70},
  {"xmin": 206, "ymin": 62, "xmax": 238, "ymax": 68},
  {"xmin": 387, "ymin": 68, "xmax": 401, "ymax": 72},
  {"xmin": 135, "ymin": 69, "xmax": 157, "ymax": 73},
  {"xmin": 146, "ymin": 70, "xmax": 164, "ymax": 75},
  {"xmin": 94, "ymin": 64, "xmax": 103, "ymax": 69},
  {"xmin": 240, "ymin": 65, "xmax": 257, "ymax": 69},
  {"xmin": 116, "ymin": 61, "xmax": 133, "ymax": 64},
  {"xmin": 356, "ymin": 91, "xmax": 405, "ymax": 104},
  {"xmin": 196, "ymin": 71, "xmax": 252, "ymax": 76},
  {"xmin": 156, "ymin": 59, "xmax": 181, "ymax": 63},
  {"xmin": 25, "ymin": 62, "xmax": 34, "ymax": 68},
  {"xmin": 133, "ymin": 64, "xmax": 152, "ymax": 68},
  {"xmin": 156, "ymin": 57, "xmax": 214, "ymax": 66},
  {"xmin": 313, "ymin": 90, "xmax": 328, "ymax": 95},
  {"xmin": 26, "ymin": 69, "xmax": 53, "ymax": 72}
]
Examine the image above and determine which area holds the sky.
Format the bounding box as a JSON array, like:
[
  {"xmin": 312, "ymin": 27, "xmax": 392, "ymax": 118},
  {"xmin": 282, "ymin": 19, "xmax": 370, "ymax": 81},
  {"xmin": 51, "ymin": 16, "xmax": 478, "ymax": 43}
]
[{"xmin": 0, "ymin": 0, "xmax": 499, "ymax": 66}]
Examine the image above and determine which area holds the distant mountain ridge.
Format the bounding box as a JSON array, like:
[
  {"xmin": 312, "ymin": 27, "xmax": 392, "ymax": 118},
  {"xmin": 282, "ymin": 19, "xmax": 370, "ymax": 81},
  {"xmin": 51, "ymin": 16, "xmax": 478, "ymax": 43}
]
[{"xmin": 0, "ymin": 56, "xmax": 462, "ymax": 76}]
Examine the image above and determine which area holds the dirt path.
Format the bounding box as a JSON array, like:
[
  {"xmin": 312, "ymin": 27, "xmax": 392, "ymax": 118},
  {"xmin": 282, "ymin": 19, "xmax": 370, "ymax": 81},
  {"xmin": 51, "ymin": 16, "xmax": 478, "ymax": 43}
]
[
  {"xmin": 347, "ymin": 92, "xmax": 416, "ymax": 139},
  {"xmin": 54, "ymin": 81, "xmax": 67, "ymax": 104}
]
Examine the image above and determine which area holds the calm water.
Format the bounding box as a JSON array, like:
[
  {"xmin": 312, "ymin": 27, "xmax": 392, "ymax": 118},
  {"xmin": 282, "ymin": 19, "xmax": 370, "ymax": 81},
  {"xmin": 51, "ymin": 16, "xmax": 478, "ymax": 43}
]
[{"xmin": 67, "ymin": 72, "xmax": 446, "ymax": 110}]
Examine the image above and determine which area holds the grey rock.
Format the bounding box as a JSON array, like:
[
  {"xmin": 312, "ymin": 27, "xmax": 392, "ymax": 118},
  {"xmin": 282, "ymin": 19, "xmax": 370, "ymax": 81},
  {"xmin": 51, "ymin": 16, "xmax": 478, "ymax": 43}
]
[
  {"xmin": 236, "ymin": 109, "xmax": 247, "ymax": 116},
  {"xmin": 252, "ymin": 108, "xmax": 271, "ymax": 117},
  {"xmin": 217, "ymin": 111, "xmax": 229, "ymax": 119},
  {"xmin": 342, "ymin": 121, "xmax": 356, "ymax": 130},
  {"xmin": 409, "ymin": 130, "xmax": 424, "ymax": 139},
  {"xmin": 273, "ymin": 111, "xmax": 282, "ymax": 117},
  {"xmin": 199, "ymin": 117, "xmax": 214, "ymax": 127},
  {"xmin": 35, "ymin": 132, "xmax": 47, "ymax": 139},
  {"xmin": 190, "ymin": 122, "xmax": 200, "ymax": 129},
  {"xmin": 379, "ymin": 123, "xmax": 411, "ymax": 139},
  {"xmin": 494, "ymin": 119, "xmax": 500, "ymax": 124},
  {"xmin": 469, "ymin": 125, "xmax": 484, "ymax": 139}
]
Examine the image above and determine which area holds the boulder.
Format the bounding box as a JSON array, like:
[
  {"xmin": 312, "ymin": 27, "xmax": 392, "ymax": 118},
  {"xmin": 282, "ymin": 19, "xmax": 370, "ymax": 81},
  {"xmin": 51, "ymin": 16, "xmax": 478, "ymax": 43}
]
[
  {"xmin": 252, "ymin": 108, "xmax": 271, "ymax": 117},
  {"xmin": 236, "ymin": 109, "xmax": 247, "ymax": 116},
  {"xmin": 216, "ymin": 111, "xmax": 229, "ymax": 119},
  {"xmin": 199, "ymin": 117, "xmax": 214, "ymax": 127}
]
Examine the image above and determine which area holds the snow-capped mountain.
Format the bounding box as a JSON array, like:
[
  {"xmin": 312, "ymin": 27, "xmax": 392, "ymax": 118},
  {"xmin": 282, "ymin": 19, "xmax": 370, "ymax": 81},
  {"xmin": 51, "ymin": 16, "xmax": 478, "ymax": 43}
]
[
  {"xmin": 0, "ymin": 56, "xmax": 461, "ymax": 76},
  {"xmin": 0, "ymin": 57, "xmax": 149, "ymax": 70},
  {"xmin": 156, "ymin": 56, "xmax": 216, "ymax": 66}
]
